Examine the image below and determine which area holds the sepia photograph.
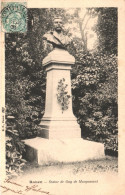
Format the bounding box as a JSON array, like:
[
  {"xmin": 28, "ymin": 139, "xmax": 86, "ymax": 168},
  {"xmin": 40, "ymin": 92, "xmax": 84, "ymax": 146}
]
[{"xmin": 0, "ymin": 0, "xmax": 125, "ymax": 194}]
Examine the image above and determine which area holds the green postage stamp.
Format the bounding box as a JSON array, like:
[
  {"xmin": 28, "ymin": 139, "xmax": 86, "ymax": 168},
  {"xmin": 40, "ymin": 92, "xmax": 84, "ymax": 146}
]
[{"xmin": 1, "ymin": 2, "xmax": 27, "ymax": 32}]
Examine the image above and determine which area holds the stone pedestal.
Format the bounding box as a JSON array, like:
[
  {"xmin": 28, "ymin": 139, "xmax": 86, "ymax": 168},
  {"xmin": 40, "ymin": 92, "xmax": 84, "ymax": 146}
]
[
  {"xmin": 23, "ymin": 48, "xmax": 105, "ymax": 165},
  {"xmin": 38, "ymin": 48, "xmax": 81, "ymax": 139}
]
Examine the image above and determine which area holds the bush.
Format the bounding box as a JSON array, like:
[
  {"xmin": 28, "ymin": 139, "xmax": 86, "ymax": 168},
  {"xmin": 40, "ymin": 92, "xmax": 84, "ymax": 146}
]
[
  {"xmin": 6, "ymin": 116, "xmax": 26, "ymax": 178},
  {"xmin": 72, "ymin": 53, "xmax": 118, "ymax": 154}
]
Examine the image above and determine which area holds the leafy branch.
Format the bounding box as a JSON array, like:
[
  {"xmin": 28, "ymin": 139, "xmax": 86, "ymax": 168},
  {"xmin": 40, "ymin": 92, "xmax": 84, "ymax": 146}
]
[{"xmin": 56, "ymin": 78, "xmax": 71, "ymax": 113}]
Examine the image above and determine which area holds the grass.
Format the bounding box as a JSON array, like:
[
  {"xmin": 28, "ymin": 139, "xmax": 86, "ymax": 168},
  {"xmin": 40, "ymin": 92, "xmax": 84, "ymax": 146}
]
[{"xmin": 22, "ymin": 155, "xmax": 118, "ymax": 175}]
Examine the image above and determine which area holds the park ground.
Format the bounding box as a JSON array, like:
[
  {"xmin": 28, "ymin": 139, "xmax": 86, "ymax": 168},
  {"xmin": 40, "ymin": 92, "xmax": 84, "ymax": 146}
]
[
  {"xmin": 11, "ymin": 155, "xmax": 122, "ymax": 195},
  {"xmin": 22, "ymin": 155, "xmax": 118, "ymax": 175}
]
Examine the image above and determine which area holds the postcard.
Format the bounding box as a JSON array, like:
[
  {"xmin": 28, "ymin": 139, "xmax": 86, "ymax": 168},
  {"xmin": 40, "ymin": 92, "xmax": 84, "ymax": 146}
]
[{"xmin": 0, "ymin": 0, "xmax": 125, "ymax": 194}]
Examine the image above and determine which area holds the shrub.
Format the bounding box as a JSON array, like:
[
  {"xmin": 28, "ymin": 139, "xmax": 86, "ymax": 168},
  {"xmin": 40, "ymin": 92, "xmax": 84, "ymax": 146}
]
[
  {"xmin": 6, "ymin": 116, "xmax": 26, "ymax": 178},
  {"xmin": 72, "ymin": 53, "xmax": 118, "ymax": 154}
]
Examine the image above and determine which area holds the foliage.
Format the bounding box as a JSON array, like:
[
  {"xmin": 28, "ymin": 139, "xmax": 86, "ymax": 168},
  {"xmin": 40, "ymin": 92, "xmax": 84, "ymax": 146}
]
[
  {"xmin": 71, "ymin": 53, "xmax": 118, "ymax": 153},
  {"xmin": 5, "ymin": 32, "xmax": 45, "ymax": 139},
  {"xmin": 95, "ymin": 8, "xmax": 118, "ymax": 55},
  {"xmin": 6, "ymin": 116, "xmax": 26, "ymax": 178},
  {"xmin": 65, "ymin": 8, "xmax": 99, "ymax": 53},
  {"xmin": 56, "ymin": 78, "xmax": 71, "ymax": 113}
]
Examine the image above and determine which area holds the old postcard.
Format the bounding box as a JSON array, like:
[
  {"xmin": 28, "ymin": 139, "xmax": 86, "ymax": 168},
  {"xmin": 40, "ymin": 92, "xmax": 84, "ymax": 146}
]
[{"xmin": 0, "ymin": 0, "xmax": 125, "ymax": 194}]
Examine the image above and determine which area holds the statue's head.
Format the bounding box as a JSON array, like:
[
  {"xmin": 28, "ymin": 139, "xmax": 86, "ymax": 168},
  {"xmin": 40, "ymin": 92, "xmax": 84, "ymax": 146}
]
[{"xmin": 53, "ymin": 16, "xmax": 63, "ymax": 32}]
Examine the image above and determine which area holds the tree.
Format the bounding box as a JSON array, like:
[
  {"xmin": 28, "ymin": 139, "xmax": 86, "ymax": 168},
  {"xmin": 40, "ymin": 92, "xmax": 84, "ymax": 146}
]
[
  {"xmin": 65, "ymin": 8, "xmax": 99, "ymax": 53},
  {"xmin": 95, "ymin": 8, "xmax": 118, "ymax": 55}
]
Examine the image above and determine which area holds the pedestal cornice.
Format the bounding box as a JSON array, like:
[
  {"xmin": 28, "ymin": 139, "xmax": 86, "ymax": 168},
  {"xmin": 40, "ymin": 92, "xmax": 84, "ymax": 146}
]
[{"xmin": 42, "ymin": 48, "xmax": 75, "ymax": 67}]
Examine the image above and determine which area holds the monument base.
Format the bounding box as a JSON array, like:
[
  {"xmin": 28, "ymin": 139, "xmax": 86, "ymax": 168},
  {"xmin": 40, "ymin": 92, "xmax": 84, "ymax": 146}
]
[
  {"xmin": 38, "ymin": 117, "xmax": 81, "ymax": 139},
  {"xmin": 23, "ymin": 137, "xmax": 105, "ymax": 165}
]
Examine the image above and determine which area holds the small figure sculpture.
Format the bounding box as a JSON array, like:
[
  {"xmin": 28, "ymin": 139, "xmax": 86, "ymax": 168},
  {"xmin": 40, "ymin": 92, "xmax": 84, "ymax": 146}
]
[{"xmin": 43, "ymin": 16, "xmax": 71, "ymax": 50}]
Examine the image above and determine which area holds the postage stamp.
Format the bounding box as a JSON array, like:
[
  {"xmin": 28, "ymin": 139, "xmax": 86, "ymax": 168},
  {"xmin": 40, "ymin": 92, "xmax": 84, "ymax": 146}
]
[{"xmin": 1, "ymin": 2, "xmax": 27, "ymax": 32}]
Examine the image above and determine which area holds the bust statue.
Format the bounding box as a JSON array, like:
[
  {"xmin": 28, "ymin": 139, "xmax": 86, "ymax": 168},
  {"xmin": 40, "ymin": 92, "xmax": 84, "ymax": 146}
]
[{"xmin": 43, "ymin": 16, "xmax": 71, "ymax": 50}]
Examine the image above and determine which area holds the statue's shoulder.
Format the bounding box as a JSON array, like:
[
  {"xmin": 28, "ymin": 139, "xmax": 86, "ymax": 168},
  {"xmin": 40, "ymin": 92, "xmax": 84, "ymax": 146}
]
[{"xmin": 43, "ymin": 31, "xmax": 54, "ymax": 39}]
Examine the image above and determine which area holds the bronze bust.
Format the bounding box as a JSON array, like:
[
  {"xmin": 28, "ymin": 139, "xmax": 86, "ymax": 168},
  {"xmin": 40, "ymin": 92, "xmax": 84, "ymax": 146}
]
[{"xmin": 43, "ymin": 16, "xmax": 71, "ymax": 50}]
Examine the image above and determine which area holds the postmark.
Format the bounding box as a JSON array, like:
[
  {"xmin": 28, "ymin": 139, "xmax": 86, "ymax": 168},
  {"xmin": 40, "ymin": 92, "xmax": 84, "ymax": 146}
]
[{"xmin": 1, "ymin": 2, "xmax": 27, "ymax": 33}]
